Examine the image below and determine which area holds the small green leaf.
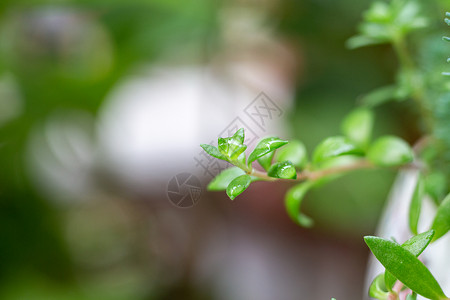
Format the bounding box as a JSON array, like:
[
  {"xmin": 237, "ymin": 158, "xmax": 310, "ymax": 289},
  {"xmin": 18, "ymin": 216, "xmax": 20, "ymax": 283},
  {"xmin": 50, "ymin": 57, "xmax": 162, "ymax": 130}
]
[
  {"xmin": 406, "ymin": 293, "xmax": 417, "ymax": 300},
  {"xmin": 275, "ymin": 140, "xmax": 308, "ymax": 169},
  {"xmin": 232, "ymin": 128, "xmax": 245, "ymax": 144},
  {"xmin": 216, "ymin": 128, "xmax": 248, "ymax": 160},
  {"xmin": 360, "ymin": 85, "xmax": 404, "ymax": 107},
  {"xmin": 364, "ymin": 236, "xmax": 447, "ymax": 300},
  {"xmin": 365, "ymin": 1, "xmax": 391, "ymax": 21},
  {"xmin": 217, "ymin": 137, "xmax": 228, "ymax": 154},
  {"xmin": 431, "ymin": 193, "xmax": 450, "ymax": 242},
  {"xmin": 348, "ymin": 0, "xmax": 429, "ymax": 52},
  {"xmin": 217, "ymin": 138, "xmax": 229, "ymax": 156},
  {"xmin": 369, "ymin": 273, "xmax": 389, "ymax": 300},
  {"xmin": 200, "ymin": 144, "xmax": 228, "ymax": 161},
  {"xmin": 236, "ymin": 152, "xmax": 246, "ymax": 167},
  {"xmin": 341, "ymin": 108, "xmax": 374, "ymax": 149},
  {"xmin": 394, "ymin": 0, "xmax": 428, "ymax": 32},
  {"xmin": 229, "ymin": 145, "xmax": 247, "ymax": 161},
  {"xmin": 367, "ymin": 136, "xmax": 413, "ymax": 167},
  {"xmin": 248, "ymin": 137, "xmax": 288, "ymax": 166},
  {"xmin": 218, "ymin": 136, "xmax": 247, "ymax": 160},
  {"xmin": 385, "ymin": 230, "xmax": 435, "ymax": 291},
  {"xmin": 313, "ymin": 136, "xmax": 362, "ymax": 164},
  {"xmin": 257, "ymin": 151, "xmax": 275, "ymax": 171},
  {"xmin": 285, "ymin": 181, "xmax": 315, "ymax": 227},
  {"xmin": 409, "ymin": 178, "xmax": 423, "ymax": 235},
  {"xmin": 346, "ymin": 35, "xmax": 387, "ymax": 49},
  {"xmin": 384, "ymin": 271, "xmax": 396, "ymax": 293},
  {"xmin": 402, "ymin": 230, "xmax": 435, "ymax": 256},
  {"xmin": 424, "ymin": 172, "xmax": 447, "ymax": 205},
  {"xmin": 268, "ymin": 161, "xmax": 297, "ymax": 179},
  {"xmin": 207, "ymin": 167, "xmax": 245, "ymax": 191},
  {"xmin": 226, "ymin": 174, "xmax": 252, "ymax": 200}
]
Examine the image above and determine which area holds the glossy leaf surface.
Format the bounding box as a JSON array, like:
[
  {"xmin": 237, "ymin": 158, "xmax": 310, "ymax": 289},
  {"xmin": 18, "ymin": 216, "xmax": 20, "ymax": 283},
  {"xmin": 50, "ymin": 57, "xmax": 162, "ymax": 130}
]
[
  {"xmin": 313, "ymin": 136, "xmax": 362, "ymax": 164},
  {"xmin": 267, "ymin": 161, "xmax": 297, "ymax": 179},
  {"xmin": 431, "ymin": 193, "xmax": 450, "ymax": 241},
  {"xmin": 409, "ymin": 178, "xmax": 423, "ymax": 235},
  {"xmin": 384, "ymin": 230, "xmax": 435, "ymax": 291},
  {"xmin": 365, "ymin": 236, "xmax": 447, "ymax": 300},
  {"xmin": 248, "ymin": 137, "xmax": 288, "ymax": 166},
  {"xmin": 341, "ymin": 108, "xmax": 373, "ymax": 149},
  {"xmin": 275, "ymin": 140, "xmax": 308, "ymax": 169},
  {"xmin": 208, "ymin": 167, "xmax": 245, "ymax": 191},
  {"xmin": 367, "ymin": 136, "xmax": 413, "ymax": 167},
  {"xmin": 285, "ymin": 181, "xmax": 314, "ymax": 227},
  {"xmin": 226, "ymin": 174, "xmax": 252, "ymax": 200},
  {"xmin": 200, "ymin": 144, "xmax": 228, "ymax": 161}
]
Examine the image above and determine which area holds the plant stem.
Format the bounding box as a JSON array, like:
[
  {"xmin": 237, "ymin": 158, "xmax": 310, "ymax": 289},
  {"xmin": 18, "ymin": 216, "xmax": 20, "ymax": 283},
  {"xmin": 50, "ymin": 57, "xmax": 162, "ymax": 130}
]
[
  {"xmin": 392, "ymin": 34, "xmax": 434, "ymax": 132},
  {"xmin": 249, "ymin": 159, "xmax": 375, "ymax": 182},
  {"xmin": 248, "ymin": 159, "xmax": 423, "ymax": 183},
  {"xmin": 300, "ymin": 159, "xmax": 375, "ymax": 180}
]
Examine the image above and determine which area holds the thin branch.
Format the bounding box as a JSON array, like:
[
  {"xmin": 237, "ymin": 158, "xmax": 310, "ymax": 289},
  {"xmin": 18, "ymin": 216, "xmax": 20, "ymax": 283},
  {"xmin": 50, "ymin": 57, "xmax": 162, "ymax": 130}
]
[
  {"xmin": 248, "ymin": 158, "xmax": 423, "ymax": 183},
  {"xmin": 249, "ymin": 159, "xmax": 376, "ymax": 182}
]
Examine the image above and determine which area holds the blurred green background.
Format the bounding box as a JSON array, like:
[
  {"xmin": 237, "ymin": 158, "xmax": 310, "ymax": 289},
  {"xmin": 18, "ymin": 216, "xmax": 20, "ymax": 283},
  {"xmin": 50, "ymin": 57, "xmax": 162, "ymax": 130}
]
[{"xmin": 0, "ymin": 0, "xmax": 448, "ymax": 299}]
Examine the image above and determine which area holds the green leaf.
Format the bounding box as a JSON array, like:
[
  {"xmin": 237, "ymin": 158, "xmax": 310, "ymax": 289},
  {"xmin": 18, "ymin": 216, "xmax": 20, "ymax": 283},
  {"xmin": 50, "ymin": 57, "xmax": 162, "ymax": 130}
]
[
  {"xmin": 346, "ymin": 35, "xmax": 387, "ymax": 49},
  {"xmin": 285, "ymin": 181, "xmax": 314, "ymax": 227},
  {"xmin": 402, "ymin": 230, "xmax": 435, "ymax": 256},
  {"xmin": 348, "ymin": 0, "xmax": 428, "ymax": 52},
  {"xmin": 232, "ymin": 128, "xmax": 245, "ymax": 144},
  {"xmin": 364, "ymin": 236, "xmax": 447, "ymax": 300},
  {"xmin": 406, "ymin": 293, "xmax": 417, "ymax": 300},
  {"xmin": 393, "ymin": 0, "xmax": 428, "ymax": 32},
  {"xmin": 230, "ymin": 146, "xmax": 247, "ymax": 161},
  {"xmin": 257, "ymin": 151, "xmax": 275, "ymax": 171},
  {"xmin": 409, "ymin": 178, "xmax": 423, "ymax": 235},
  {"xmin": 359, "ymin": 22, "xmax": 392, "ymax": 42},
  {"xmin": 226, "ymin": 174, "xmax": 252, "ymax": 200},
  {"xmin": 267, "ymin": 161, "xmax": 297, "ymax": 179},
  {"xmin": 424, "ymin": 172, "xmax": 447, "ymax": 205},
  {"xmin": 217, "ymin": 128, "xmax": 248, "ymax": 160},
  {"xmin": 248, "ymin": 137, "xmax": 288, "ymax": 167},
  {"xmin": 218, "ymin": 137, "xmax": 247, "ymax": 161},
  {"xmin": 341, "ymin": 108, "xmax": 374, "ymax": 149},
  {"xmin": 348, "ymin": 0, "xmax": 429, "ymax": 54},
  {"xmin": 385, "ymin": 230, "xmax": 435, "ymax": 291},
  {"xmin": 360, "ymin": 85, "xmax": 403, "ymax": 107},
  {"xmin": 275, "ymin": 140, "xmax": 308, "ymax": 169},
  {"xmin": 384, "ymin": 271, "xmax": 396, "ymax": 293},
  {"xmin": 207, "ymin": 167, "xmax": 246, "ymax": 191},
  {"xmin": 200, "ymin": 144, "xmax": 228, "ymax": 161},
  {"xmin": 217, "ymin": 138, "xmax": 229, "ymax": 155},
  {"xmin": 365, "ymin": 1, "xmax": 391, "ymax": 22},
  {"xmin": 369, "ymin": 273, "xmax": 389, "ymax": 300},
  {"xmin": 431, "ymin": 193, "xmax": 450, "ymax": 242},
  {"xmin": 236, "ymin": 152, "xmax": 246, "ymax": 167},
  {"xmin": 367, "ymin": 136, "xmax": 413, "ymax": 167},
  {"xmin": 312, "ymin": 136, "xmax": 362, "ymax": 164}
]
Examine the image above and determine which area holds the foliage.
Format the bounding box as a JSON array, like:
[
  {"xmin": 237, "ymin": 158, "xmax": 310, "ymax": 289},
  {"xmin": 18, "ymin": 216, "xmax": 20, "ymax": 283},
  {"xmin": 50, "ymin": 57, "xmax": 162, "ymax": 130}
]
[{"xmin": 201, "ymin": 2, "xmax": 450, "ymax": 299}]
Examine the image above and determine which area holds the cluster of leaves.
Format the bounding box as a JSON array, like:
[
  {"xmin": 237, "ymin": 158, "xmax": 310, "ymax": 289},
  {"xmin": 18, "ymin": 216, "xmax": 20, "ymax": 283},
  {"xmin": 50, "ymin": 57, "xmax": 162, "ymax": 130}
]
[
  {"xmin": 347, "ymin": 0, "xmax": 430, "ymax": 107},
  {"xmin": 201, "ymin": 3, "xmax": 450, "ymax": 299},
  {"xmin": 347, "ymin": 0, "xmax": 428, "ymax": 48},
  {"xmin": 201, "ymin": 108, "xmax": 415, "ymax": 226},
  {"xmin": 354, "ymin": 8, "xmax": 450, "ymax": 300},
  {"xmin": 202, "ymin": 114, "xmax": 450, "ymax": 299},
  {"xmin": 367, "ymin": 190, "xmax": 450, "ymax": 300}
]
